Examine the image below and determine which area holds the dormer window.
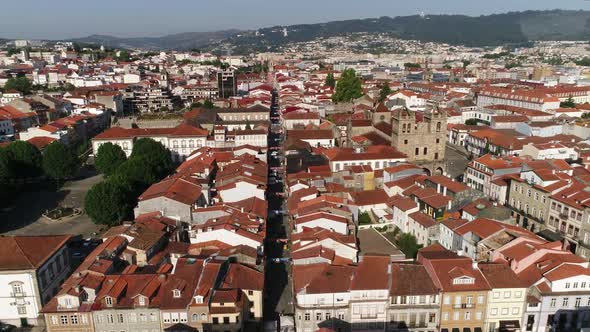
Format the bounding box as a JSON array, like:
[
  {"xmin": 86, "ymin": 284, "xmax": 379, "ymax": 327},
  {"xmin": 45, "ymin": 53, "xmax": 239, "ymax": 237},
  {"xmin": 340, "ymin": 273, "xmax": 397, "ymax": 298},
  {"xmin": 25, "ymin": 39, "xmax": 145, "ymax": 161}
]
[
  {"xmin": 138, "ymin": 296, "xmax": 146, "ymax": 306},
  {"xmin": 105, "ymin": 296, "xmax": 113, "ymax": 306},
  {"xmin": 173, "ymin": 289, "xmax": 181, "ymax": 298},
  {"xmin": 453, "ymin": 277, "xmax": 475, "ymax": 285},
  {"xmin": 195, "ymin": 295, "xmax": 204, "ymax": 304}
]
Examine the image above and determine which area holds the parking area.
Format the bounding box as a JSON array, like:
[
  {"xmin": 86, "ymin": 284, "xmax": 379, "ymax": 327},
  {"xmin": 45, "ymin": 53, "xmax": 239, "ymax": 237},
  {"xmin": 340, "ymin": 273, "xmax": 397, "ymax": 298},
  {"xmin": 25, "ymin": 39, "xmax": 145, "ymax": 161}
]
[
  {"xmin": 445, "ymin": 143, "xmax": 470, "ymax": 180},
  {"xmin": 0, "ymin": 166, "xmax": 103, "ymax": 238}
]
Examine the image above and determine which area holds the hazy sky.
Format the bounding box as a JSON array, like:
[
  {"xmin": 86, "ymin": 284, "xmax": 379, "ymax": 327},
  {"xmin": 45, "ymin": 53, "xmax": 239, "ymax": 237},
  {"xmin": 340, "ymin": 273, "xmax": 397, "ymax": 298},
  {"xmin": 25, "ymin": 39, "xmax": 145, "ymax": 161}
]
[{"xmin": 1, "ymin": 0, "xmax": 588, "ymax": 39}]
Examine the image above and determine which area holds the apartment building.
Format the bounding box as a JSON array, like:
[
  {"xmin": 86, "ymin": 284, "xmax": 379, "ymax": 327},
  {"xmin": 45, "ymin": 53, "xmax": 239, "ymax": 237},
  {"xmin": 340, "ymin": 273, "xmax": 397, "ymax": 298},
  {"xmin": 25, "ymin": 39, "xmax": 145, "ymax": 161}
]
[
  {"xmin": 479, "ymin": 263, "xmax": 528, "ymax": 332},
  {"xmin": 0, "ymin": 235, "xmax": 72, "ymax": 328},
  {"xmin": 388, "ymin": 263, "xmax": 440, "ymax": 332},
  {"xmin": 419, "ymin": 245, "xmax": 490, "ymax": 332}
]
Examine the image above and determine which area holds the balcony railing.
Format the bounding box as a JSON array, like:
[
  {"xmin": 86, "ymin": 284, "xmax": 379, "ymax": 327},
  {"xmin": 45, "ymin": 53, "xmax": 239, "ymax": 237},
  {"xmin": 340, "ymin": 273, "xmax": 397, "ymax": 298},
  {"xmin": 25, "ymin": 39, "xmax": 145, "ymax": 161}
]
[{"xmin": 10, "ymin": 292, "xmax": 26, "ymax": 297}]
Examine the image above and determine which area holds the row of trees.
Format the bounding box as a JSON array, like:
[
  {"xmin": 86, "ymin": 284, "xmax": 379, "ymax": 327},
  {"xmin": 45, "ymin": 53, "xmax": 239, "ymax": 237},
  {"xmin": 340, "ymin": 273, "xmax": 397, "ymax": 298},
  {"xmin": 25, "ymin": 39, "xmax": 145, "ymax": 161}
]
[
  {"xmin": 85, "ymin": 139, "xmax": 173, "ymax": 226},
  {"xmin": 0, "ymin": 141, "xmax": 80, "ymax": 204}
]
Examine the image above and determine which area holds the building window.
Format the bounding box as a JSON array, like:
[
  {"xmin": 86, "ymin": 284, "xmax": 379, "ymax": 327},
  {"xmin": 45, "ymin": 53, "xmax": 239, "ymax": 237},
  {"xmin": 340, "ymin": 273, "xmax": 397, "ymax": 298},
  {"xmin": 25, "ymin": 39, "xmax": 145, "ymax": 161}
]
[
  {"xmin": 563, "ymin": 298, "xmax": 569, "ymax": 307},
  {"xmin": 575, "ymin": 298, "xmax": 581, "ymax": 307},
  {"xmin": 138, "ymin": 296, "xmax": 146, "ymax": 306},
  {"xmin": 436, "ymin": 122, "xmax": 441, "ymax": 132},
  {"xmin": 105, "ymin": 296, "xmax": 113, "ymax": 306},
  {"xmin": 415, "ymin": 148, "xmax": 419, "ymax": 155},
  {"xmin": 550, "ymin": 298, "xmax": 556, "ymax": 307},
  {"xmin": 17, "ymin": 306, "xmax": 26, "ymax": 315},
  {"xmin": 173, "ymin": 289, "xmax": 181, "ymax": 298},
  {"xmin": 70, "ymin": 315, "xmax": 78, "ymax": 325},
  {"xmin": 304, "ymin": 313, "xmax": 310, "ymax": 321},
  {"xmin": 51, "ymin": 316, "xmax": 58, "ymax": 325},
  {"xmin": 404, "ymin": 139, "xmax": 408, "ymax": 144},
  {"xmin": 423, "ymin": 147, "xmax": 428, "ymax": 155},
  {"xmin": 476, "ymin": 311, "xmax": 482, "ymax": 320},
  {"xmin": 11, "ymin": 282, "xmax": 24, "ymax": 296},
  {"xmin": 60, "ymin": 315, "xmax": 68, "ymax": 325},
  {"xmin": 316, "ymin": 313, "xmax": 322, "ymax": 321}
]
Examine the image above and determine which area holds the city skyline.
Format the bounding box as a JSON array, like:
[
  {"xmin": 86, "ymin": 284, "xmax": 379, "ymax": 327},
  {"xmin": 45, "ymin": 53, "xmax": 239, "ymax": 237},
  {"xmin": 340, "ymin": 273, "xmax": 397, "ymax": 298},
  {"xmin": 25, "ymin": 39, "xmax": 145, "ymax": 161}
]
[{"xmin": 0, "ymin": 0, "xmax": 588, "ymax": 39}]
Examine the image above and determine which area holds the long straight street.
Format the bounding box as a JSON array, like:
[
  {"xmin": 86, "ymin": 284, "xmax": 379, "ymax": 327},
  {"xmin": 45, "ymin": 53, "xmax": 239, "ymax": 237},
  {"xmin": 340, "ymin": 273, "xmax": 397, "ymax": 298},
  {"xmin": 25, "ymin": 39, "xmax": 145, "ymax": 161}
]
[{"xmin": 263, "ymin": 91, "xmax": 294, "ymax": 330}]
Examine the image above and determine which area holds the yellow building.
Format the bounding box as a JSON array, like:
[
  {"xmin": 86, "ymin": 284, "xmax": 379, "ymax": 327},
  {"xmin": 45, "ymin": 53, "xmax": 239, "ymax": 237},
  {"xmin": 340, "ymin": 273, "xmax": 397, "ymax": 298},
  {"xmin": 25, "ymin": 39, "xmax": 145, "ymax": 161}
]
[
  {"xmin": 479, "ymin": 263, "xmax": 528, "ymax": 332},
  {"xmin": 419, "ymin": 244, "xmax": 491, "ymax": 332}
]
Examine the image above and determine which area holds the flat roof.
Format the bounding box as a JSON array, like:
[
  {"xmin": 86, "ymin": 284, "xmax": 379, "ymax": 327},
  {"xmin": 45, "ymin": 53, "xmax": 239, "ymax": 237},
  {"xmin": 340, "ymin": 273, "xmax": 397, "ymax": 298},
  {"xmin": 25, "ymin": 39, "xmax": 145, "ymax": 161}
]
[{"xmin": 357, "ymin": 228, "xmax": 405, "ymax": 259}]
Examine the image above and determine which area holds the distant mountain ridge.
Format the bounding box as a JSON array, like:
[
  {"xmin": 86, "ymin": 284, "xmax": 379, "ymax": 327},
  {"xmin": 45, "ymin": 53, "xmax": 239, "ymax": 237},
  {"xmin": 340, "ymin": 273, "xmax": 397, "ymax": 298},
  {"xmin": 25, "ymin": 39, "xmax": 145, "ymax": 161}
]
[
  {"xmin": 69, "ymin": 30, "xmax": 240, "ymax": 50},
  {"xmin": 9, "ymin": 10, "xmax": 588, "ymax": 51}
]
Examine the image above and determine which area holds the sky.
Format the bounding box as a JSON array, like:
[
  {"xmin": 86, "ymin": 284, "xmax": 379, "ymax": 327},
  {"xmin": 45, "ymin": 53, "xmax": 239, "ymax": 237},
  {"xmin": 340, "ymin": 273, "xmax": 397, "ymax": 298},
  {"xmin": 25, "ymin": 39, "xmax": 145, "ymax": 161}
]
[{"xmin": 0, "ymin": 0, "xmax": 589, "ymax": 39}]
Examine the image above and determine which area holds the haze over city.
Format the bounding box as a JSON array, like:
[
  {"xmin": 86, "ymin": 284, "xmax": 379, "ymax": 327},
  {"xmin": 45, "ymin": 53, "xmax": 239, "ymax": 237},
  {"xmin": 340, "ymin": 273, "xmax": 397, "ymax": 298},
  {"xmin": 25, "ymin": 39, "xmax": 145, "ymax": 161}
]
[{"xmin": 0, "ymin": 0, "xmax": 588, "ymax": 39}]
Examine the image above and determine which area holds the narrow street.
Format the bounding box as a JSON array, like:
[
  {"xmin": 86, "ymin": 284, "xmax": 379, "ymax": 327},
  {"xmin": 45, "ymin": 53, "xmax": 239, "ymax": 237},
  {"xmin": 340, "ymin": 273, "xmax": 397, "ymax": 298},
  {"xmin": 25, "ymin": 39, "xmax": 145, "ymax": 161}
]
[{"xmin": 263, "ymin": 91, "xmax": 294, "ymax": 330}]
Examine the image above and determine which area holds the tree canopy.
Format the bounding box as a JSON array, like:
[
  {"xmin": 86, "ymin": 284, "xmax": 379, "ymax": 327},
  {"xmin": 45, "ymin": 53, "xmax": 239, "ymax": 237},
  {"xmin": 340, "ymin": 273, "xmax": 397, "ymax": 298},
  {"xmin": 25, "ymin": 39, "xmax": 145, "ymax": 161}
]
[
  {"xmin": 379, "ymin": 83, "xmax": 392, "ymax": 103},
  {"xmin": 4, "ymin": 141, "xmax": 42, "ymax": 178},
  {"xmin": 4, "ymin": 76, "xmax": 32, "ymax": 95},
  {"xmin": 130, "ymin": 138, "xmax": 173, "ymax": 180},
  {"xmin": 42, "ymin": 142, "xmax": 80, "ymax": 185},
  {"xmin": 325, "ymin": 73, "xmax": 336, "ymax": 88},
  {"xmin": 560, "ymin": 96, "xmax": 576, "ymax": 108},
  {"xmin": 84, "ymin": 180, "xmax": 133, "ymax": 226},
  {"xmin": 395, "ymin": 232, "xmax": 423, "ymax": 259},
  {"xmin": 112, "ymin": 156, "xmax": 159, "ymax": 195},
  {"xmin": 332, "ymin": 69, "xmax": 363, "ymax": 103},
  {"xmin": 95, "ymin": 143, "xmax": 127, "ymax": 176}
]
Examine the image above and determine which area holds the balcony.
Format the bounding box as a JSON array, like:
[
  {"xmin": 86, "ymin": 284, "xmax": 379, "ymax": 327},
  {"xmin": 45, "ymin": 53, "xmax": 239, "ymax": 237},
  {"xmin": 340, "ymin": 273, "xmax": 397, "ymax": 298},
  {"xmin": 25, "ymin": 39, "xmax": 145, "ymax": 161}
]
[
  {"xmin": 10, "ymin": 292, "xmax": 27, "ymax": 297},
  {"xmin": 453, "ymin": 303, "xmax": 474, "ymax": 309}
]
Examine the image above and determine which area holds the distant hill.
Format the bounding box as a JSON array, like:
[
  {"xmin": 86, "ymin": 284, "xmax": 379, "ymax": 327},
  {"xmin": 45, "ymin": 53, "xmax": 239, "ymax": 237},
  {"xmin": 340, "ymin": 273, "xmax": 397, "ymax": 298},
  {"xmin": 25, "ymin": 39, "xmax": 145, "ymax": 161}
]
[
  {"xmin": 60, "ymin": 10, "xmax": 590, "ymax": 51},
  {"xmin": 224, "ymin": 10, "xmax": 590, "ymax": 52},
  {"xmin": 69, "ymin": 30, "xmax": 240, "ymax": 50}
]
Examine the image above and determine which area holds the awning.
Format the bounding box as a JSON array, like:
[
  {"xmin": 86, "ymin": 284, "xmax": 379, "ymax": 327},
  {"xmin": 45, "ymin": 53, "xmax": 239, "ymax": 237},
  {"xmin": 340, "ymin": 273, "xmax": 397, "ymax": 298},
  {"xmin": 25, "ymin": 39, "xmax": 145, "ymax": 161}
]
[
  {"xmin": 463, "ymin": 328, "xmax": 471, "ymax": 332},
  {"xmin": 452, "ymin": 328, "xmax": 460, "ymax": 332},
  {"xmin": 500, "ymin": 320, "xmax": 521, "ymax": 331}
]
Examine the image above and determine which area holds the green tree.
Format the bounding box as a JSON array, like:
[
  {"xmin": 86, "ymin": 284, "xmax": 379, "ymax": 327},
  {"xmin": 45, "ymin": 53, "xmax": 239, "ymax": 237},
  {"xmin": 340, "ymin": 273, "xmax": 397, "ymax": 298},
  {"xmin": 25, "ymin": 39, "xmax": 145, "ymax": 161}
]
[
  {"xmin": 395, "ymin": 233, "xmax": 423, "ymax": 259},
  {"xmin": 85, "ymin": 180, "xmax": 132, "ymax": 226},
  {"xmin": 95, "ymin": 143, "xmax": 127, "ymax": 176},
  {"xmin": 203, "ymin": 99, "xmax": 215, "ymax": 109},
  {"xmin": 4, "ymin": 76, "xmax": 32, "ymax": 95},
  {"xmin": 576, "ymin": 57, "xmax": 590, "ymax": 67},
  {"xmin": 116, "ymin": 50, "xmax": 131, "ymax": 62},
  {"xmin": 325, "ymin": 73, "xmax": 336, "ymax": 88},
  {"xmin": 5, "ymin": 141, "xmax": 42, "ymax": 178},
  {"xmin": 112, "ymin": 156, "xmax": 159, "ymax": 195},
  {"xmin": 190, "ymin": 102, "xmax": 203, "ymax": 109},
  {"xmin": 379, "ymin": 83, "xmax": 392, "ymax": 102},
  {"xmin": 358, "ymin": 212, "xmax": 372, "ymax": 225},
  {"xmin": 0, "ymin": 148, "xmax": 16, "ymax": 183},
  {"xmin": 465, "ymin": 119, "xmax": 479, "ymax": 125},
  {"xmin": 130, "ymin": 138, "xmax": 173, "ymax": 179},
  {"xmin": 42, "ymin": 142, "xmax": 80, "ymax": 186},
  {"xmin": 332, "ymin": 69, "xmax": 363, "ymax": 103},
  {"xmin": 560, "ymin": 96, "xmax": 576, "ymax": 108},
  {"xmin": 0, "ymin": 148, "xmax": 17, "ymax": 205}
]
